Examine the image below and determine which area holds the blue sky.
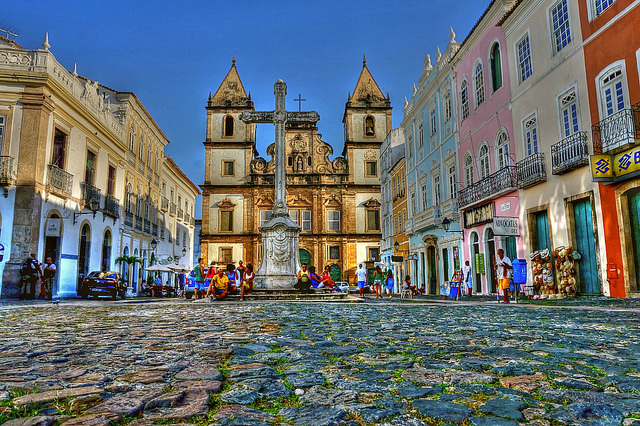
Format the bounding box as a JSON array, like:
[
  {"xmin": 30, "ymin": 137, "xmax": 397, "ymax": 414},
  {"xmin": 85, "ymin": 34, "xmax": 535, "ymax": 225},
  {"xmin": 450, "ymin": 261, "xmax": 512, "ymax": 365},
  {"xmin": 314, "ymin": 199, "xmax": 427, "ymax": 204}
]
[{"xmin": 3, "ymin": 0, "xmax": 489, "ymax": 215}]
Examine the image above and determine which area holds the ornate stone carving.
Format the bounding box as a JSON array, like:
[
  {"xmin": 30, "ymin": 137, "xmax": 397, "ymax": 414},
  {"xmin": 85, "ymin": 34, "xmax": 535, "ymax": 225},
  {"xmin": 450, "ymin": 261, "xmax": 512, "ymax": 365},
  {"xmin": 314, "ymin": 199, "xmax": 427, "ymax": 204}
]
[
  {"xmin": 290, "ymin": 134, "xmax": 307, "ymax": 151},
  {"xmin": 217, "ymin": 197, "xmax": 236, "ymax": 209},
  {"xmin": 363, "ymin": 197, "xmax": 381, "ymax": 208},
  {"xmin": 365, "ymin": 149, "xmax": 377, "ymax": 160},
  {"xmin": 323, "ymin": 194, "xmax": 342, "ymax": 207},
  {"xmin": 288, "ymin": 194, "xmax": 312, "ymax": 206}
]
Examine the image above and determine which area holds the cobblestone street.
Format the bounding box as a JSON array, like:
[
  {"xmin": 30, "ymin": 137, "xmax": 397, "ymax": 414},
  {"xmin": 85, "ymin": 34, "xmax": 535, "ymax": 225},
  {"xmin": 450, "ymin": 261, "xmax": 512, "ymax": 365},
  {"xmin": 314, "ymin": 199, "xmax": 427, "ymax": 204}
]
[{"xmin": 1, "ymin": 298, "xmax": 640, "ymax": 425}]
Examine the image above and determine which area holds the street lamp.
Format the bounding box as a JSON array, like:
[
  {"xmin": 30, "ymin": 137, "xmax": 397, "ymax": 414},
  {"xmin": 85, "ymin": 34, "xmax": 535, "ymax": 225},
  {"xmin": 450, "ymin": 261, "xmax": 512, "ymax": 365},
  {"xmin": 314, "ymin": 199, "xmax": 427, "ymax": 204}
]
[
  {"xmin": 442, "ymin": 217, "xmax": 464, "ymax": 238},
  {"xmin": 151, "ymin": 239, "xmax": 157, "ymax": 251},
  {"xmin": 73, "ymin": 198, "xmax": 100, "ymax": 224},
  {"xmin": 182, "ymin": 246, "xmax": 187, "ymax": 257}
]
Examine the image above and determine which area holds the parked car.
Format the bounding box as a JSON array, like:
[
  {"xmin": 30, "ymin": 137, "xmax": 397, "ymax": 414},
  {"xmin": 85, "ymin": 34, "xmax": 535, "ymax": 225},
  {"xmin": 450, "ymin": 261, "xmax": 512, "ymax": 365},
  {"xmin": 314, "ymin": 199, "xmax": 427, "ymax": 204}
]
[
  {"xmin": 335, "ymin": 281, "xmax": 350, "ymax": 293},
  {"xmin": 183, "ymin": 269, "xmax": 201, "ymax": 300},
  {"xmin": 80, "ymin": 271, "xmax": 126, "ymax": 300}
]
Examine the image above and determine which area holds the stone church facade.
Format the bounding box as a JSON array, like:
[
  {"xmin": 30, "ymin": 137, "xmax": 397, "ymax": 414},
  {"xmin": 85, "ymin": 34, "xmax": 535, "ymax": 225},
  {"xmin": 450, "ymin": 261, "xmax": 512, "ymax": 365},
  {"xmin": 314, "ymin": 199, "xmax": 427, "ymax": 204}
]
[{"xmin": 200, "ymin": 58, "xmax": 390, "ymax": 281}]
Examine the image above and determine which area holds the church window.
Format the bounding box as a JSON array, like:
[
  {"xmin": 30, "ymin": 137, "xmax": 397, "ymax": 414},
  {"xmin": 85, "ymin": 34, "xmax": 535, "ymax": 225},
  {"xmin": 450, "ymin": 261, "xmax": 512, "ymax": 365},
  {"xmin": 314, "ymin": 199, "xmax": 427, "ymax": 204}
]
[
  {"xmin": 490, "ymin": 43, "xmax": 503, "ymax": 92},
  {"xmin": 474, "ymin": 62, "xmax": 485, "ymax": 108},
  {"xmin": 220, "ymin": 210, "xmax": 233, "ymax": 232},
  {"xmin": 327, "ymin": 210, "xmax": 340, "ymax": 232},
  {"xmin": 365, "ymin": 161, "xmax": 377, "ymax": 177},
  {"xmin": 367, "ymin": 209, "xmax": 380, "ymax": 232},
  {"xmin": 329, "ymin": 246, "xmax": 340, "ymax": 259},
  {"xmin": 224, "ymin": 115, "xmax": 234, "ymax": 137},
  {"xmin": 222, "ymin": 160, "xmax": 235, "ymax": 176},
  {"xmin": 307, "ymin": 156, "xmax": 312, "ymax": 166},
  {"xmin": 260, "ymin": 210, "xmax": 272, "ymax": 226},
  {"xmin": 365, "ymin": 116, "xmax": 375, "ymax": 137},
  {"xmin": 460, "ymin": 80, "xmax": 469, "ymax": 120},
  {"xmin": 220, "ymin": 247, "xmax": 233, "ymax": 263}
]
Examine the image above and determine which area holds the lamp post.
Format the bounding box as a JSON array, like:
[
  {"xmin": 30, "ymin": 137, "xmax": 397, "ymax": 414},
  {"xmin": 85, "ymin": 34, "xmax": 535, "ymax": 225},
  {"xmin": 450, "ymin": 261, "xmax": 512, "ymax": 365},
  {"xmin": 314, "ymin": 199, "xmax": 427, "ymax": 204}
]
[
  {"xmin": 150, "ymin": 239, "xmax": 157, "ymax": 264},
  {"xmin": 73, "ymin": 198, "xmax": 100, "ymax": 224},
  {"xmin": 442, "ymin": 217, "xmax": 464, "ymax": 239}
]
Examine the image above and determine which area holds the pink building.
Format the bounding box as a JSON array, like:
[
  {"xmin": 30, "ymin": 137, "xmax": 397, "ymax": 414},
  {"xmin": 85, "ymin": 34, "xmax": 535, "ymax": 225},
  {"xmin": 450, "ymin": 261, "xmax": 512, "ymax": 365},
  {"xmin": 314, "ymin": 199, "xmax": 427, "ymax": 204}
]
[{"xmin": 453, "ymin": 0, "xmax": 523, "ymax": 295}]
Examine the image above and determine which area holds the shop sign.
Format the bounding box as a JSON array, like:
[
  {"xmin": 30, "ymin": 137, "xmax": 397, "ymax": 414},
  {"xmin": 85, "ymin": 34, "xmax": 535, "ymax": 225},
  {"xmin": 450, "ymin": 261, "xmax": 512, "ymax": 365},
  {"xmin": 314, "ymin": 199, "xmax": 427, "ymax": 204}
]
[
  {"xmin": 391, "ymin": 255, "xmax": 404, "ymax": 262},
  {"xmin": 464, "ymin": 202, "xmax": 494, "ymax": 228},
  {"xmin": 45, "ymin": 218, "xmax": 61, "ymax": 237},
  {"xmin": 591, "ymin": 145, "xmax": 640, "ymax": 181},
  {"xmin": 493, "ymin": 217, "xmax": 519, "ymax": 236},
  {"xmin": 475, "ymin": 253, "xmax": 485, "ymax": 274}
]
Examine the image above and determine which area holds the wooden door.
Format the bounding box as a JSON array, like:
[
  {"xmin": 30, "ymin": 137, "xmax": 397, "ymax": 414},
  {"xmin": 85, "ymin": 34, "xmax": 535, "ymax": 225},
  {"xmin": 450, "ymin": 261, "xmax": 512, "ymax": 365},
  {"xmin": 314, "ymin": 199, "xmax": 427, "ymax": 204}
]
[
  {"xmin": 573, "ymin": 199, "xmax": 599, "ymax": 294},
  {"xmin": 428, "ymin": 246, "xmax": 437, "ymax": 294}
]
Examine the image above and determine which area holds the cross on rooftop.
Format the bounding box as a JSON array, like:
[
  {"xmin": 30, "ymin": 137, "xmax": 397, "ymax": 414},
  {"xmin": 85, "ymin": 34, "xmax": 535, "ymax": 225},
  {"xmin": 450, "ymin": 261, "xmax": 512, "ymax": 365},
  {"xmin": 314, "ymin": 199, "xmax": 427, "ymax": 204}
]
[{"xmin": 293, "ymin": 93, "xmax": 306, "ymax": 112}]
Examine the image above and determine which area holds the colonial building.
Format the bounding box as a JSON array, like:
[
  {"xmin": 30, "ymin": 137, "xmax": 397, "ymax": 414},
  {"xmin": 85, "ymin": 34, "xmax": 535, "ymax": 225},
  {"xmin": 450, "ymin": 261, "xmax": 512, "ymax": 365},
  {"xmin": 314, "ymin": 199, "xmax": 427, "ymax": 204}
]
[
  {"xmin": 580, "ymin": 0, "xmax": 640, "ymax": 297},
  {"xmin": 402, "ymin": 29, "xmax": 463, "ymax": 294},
  {"xmin": 200, "ymin": 58, "xmax": 388, "ymax": 281},
  {"xmin": 453, "ymin": 0, "xmax": 522, "ymax": 295},
  {"xmin": 0, "ymin": 33, "xmax": 197, "ymax": 298}
]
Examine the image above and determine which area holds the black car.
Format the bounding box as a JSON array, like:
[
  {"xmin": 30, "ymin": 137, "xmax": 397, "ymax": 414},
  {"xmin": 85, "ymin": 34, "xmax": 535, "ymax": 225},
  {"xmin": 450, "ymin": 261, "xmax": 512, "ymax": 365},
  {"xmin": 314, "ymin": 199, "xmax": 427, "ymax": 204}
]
[{"xmin": 80, "ymin": 271, "xmax": 126, "ymax": 300}]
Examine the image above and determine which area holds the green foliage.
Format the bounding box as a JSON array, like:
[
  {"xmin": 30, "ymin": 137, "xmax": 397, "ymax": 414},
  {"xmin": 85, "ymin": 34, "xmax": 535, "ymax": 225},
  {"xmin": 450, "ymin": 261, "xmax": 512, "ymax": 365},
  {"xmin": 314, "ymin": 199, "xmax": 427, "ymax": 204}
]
[{"xmin": 115, "ymin": 255, "xmax": 143, "ymax": 265}]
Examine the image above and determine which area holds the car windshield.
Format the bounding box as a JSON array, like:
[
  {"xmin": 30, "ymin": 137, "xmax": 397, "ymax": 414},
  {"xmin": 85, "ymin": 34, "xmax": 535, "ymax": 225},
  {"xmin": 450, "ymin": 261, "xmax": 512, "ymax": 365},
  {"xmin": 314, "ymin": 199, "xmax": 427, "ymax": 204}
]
[
  {"xmin": 98, "ymin": 272, "xmax": 117, "ymax": 279},
  {"xmin": 87, "ymin": 271, "xmax": 102, "ymax": 278}
]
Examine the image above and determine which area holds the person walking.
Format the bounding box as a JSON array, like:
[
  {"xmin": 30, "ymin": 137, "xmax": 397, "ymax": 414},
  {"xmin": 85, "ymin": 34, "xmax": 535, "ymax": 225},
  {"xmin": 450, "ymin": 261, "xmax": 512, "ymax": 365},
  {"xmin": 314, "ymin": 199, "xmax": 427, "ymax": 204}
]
[
  {"xmin": 385, "ymin": 270, "xmax": 394, "ymax": 298},
  {"xmin": 193, "ymin": 257, "xmax": 205, "ymax": 300},
  {"xmin": 496, "ymin": 249, "xmax": 513, "ymax": 303},
  {"xmin": 42, "ymin": 257, "xmax": 56, "ymax": 300},
  {"xmin": 464, "ymin": 260, "xmax": 473, "ymax": 297},
  {"xmin": 372, "ymin": 266, "xmax": 383, "ymax": 298},
  {"xmin": 354, "ymin": 264, "xmax": 367, "ymax": 298}
]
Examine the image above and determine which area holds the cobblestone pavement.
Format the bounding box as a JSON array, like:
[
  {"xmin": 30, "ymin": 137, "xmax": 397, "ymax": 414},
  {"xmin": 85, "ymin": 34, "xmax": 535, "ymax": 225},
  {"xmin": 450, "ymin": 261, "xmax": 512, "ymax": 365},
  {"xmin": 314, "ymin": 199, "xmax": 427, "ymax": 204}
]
[{"xmin": 1, "ymin": 298, "xmax": 640, "ymax": 425}]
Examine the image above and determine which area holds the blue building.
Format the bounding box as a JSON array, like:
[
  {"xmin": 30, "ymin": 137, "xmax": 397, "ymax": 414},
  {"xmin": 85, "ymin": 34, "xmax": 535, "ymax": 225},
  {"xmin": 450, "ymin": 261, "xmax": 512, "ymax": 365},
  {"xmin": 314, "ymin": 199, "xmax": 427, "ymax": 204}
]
[{"xmin": 402, "ymin": 29, "xmax": 464, "ymax": 294}]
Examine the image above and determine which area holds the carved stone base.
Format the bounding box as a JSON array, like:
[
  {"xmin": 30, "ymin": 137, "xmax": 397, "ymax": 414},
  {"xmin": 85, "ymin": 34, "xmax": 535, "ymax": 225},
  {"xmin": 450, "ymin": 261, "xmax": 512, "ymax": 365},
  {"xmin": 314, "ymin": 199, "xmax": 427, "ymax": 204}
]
[{"xmin": 254, "ymin": 214, "xmax": 300, "ymax": 289}]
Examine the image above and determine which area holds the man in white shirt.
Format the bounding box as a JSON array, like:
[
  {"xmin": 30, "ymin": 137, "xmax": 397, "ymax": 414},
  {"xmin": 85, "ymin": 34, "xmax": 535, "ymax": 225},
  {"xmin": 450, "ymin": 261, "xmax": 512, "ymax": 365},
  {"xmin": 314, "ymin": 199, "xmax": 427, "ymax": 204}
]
[
  {"xmin": 354, "ymin": 264, "xmax": 367, "ymax": 298},
  {"xmin": 496, "ymin": 249, "xmax": 513, "ymax": 303},
  {"xmin": 464, "ymin": 260, "xmax": 473, "ymax": 296}
]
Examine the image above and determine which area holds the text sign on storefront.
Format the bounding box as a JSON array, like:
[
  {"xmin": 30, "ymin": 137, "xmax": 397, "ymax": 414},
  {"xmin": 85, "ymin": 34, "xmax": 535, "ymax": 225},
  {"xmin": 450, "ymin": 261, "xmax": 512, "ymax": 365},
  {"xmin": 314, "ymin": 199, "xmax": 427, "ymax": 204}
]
[
  {"xmin": 464, "ymin": 202, "xmax": 494, "ymax": 228},
  {"xmin": 475, "ymin": 253, "xmax": 485, "ymax": 274},
  {"xmin": 591, "ymin": 146, "xmax": 640, "ymax": 181},
  {"xmin": 493, "ymin": 217, "xmax": 520, "ymax": 236}
]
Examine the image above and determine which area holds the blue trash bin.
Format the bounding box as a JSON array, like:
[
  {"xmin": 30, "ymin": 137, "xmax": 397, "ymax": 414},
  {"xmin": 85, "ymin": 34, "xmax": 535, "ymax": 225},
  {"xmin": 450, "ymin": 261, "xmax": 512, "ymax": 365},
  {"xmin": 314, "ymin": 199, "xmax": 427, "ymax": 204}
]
[{"xmin": 512, "ymin": 258, "xmax": 527, "ymax": 285}]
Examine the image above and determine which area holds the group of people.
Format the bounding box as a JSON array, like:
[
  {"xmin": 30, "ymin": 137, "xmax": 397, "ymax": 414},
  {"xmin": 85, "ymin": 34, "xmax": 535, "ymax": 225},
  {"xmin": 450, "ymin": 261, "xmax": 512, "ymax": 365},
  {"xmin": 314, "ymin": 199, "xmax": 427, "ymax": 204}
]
[
  {"xmin": 444, "ymin": 249, "xmax": 513, "ymax": 303},
  {"xmin": 192, "ymin": 258, "xmax": 255, "ymax": 301},
  {"xmin": 294, "ymin": 263, "xmax": 340, "ymax": 293},
  {"xmin": 19, "ymin": 253, "xmax": 57, "ymax": 300}
]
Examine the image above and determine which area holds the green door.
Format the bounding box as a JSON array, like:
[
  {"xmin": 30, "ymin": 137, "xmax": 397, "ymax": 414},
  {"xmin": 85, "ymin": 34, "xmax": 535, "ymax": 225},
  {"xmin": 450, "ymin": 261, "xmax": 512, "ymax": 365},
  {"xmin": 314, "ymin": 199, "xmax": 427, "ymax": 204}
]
[
  {"xmin": 629, "ymin": 191, "xmax": 640, "ymax": 291},
  {"xmin": 442, "ymin": 248, "xmax": 450, "ymax": 281},
  {"xmin": 428, "ymin": 246, "xmax": 437, "ymax": 294},
  {"xmin": 298, "ymin": 249, "xmax": 311, "ymax": 267},
  {"xmin": 574, "ymin": 199, "xmax": 599, "ymax": 294},
  {"xmin": 329, "ymin": 264, "xmax": 341, "ymax": 282},
  {"xmin": 535, "ymin": 211, "xmax": 552, "ymax": 252},
  {"xmin": 506, "ymin": 236, "xmax": 517, "ymax": 262}
]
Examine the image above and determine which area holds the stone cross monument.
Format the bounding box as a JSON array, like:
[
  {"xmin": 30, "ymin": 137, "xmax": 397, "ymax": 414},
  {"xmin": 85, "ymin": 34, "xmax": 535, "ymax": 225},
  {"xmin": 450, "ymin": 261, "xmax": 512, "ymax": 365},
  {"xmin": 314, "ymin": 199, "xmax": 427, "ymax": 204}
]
[{"xmin": 240, "ymin": 79, "xmax": 319, "ymax": 289}]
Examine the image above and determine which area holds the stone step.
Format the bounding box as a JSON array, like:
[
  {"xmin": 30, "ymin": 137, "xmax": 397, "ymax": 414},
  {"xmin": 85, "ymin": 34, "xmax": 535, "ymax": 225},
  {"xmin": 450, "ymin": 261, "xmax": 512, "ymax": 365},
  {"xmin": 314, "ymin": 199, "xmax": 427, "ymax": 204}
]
[{"xmin": 224, "ymin": 291, "xmax": 354, "ymax": 302}]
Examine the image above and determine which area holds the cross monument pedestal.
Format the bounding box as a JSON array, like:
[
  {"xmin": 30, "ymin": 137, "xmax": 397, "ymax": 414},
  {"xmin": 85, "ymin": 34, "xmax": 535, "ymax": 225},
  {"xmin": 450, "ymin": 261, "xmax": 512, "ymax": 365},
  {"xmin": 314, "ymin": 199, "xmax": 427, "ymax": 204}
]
[{"xmin": 240, "ymin": 79, "xmax": 319, "ymax": 289}]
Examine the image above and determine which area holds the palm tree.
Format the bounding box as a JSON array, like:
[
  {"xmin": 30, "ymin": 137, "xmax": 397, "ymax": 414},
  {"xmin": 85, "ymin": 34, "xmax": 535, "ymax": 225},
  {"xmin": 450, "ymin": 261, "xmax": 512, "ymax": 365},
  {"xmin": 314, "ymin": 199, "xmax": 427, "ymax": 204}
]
[{"xmin": 115, "ymin": 255, "xmax": 142, "ymax": 286}]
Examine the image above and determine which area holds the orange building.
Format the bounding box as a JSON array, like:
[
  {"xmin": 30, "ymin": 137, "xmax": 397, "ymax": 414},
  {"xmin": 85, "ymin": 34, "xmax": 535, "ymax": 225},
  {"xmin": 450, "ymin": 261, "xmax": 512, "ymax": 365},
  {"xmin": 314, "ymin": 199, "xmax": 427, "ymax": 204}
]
[{"xmin": 581, "ymin": 0, "xmax": 640, "ymax": 297}]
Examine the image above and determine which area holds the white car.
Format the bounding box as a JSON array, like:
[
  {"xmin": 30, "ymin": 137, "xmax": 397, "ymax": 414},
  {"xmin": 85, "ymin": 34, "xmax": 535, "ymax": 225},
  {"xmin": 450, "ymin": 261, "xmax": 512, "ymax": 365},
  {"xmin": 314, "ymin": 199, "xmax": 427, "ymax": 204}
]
[{"xmin": 335, "ymin": 281, "xmax": 350, "ymax": 293}]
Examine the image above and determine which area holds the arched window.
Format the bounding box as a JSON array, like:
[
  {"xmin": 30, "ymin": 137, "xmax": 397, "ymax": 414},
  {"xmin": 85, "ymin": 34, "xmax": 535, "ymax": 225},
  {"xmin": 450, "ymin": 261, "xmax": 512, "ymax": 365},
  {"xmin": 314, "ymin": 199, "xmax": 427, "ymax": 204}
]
[
  {"xmin": 365, "ymin": 116, "xmax": 375, "ymax": 136},
  {"xmin": 129, "ymin": 125, "xmax": 135, "ymax": 152},
  {"xmin": 138, "ymin": 134, "xmax": 145, "ymax": 161},
  {"xmin": 490, "ymin": 43, "xmax": 503, "ymax": 92},
  {"xmin": 125, "ymin": 183, "xmax": 132, "ymax": 213},
  {"xmin": 460, "ymin": 80, "xmax": 469, "ymax": 120},
  {"xmin": 224, "ymin": 115, "xmax": 234, "ymax": 137},
  {"xmin": 474, "ymin": 62, "xmax": 485, "ymax": 107},
  {"xmin": 479, "ymin": 144, "xmax": 490, "ymax": 179},
  {"xmin": 599, "ymin": 66, "xmax": 627, "ymax": 117},
  {"xmin": 496, "ymin": 131, "xmax": 510, "ymax": 169},
  {"xmin": 464, "ymin": 153, "xmax": 474, "ymax": 186}
]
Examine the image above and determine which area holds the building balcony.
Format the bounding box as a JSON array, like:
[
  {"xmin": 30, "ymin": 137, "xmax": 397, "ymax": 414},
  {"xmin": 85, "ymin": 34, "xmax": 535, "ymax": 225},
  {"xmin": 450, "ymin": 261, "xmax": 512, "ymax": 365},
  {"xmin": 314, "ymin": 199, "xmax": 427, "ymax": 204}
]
[
  {"xmin": 47, "ymin": 164, "xmax": 73, "ymax": 196},
  {"xmin": 185, "ymin": 213, "xmax": 191, "ymax": 225},
  {"xmin": 177, "ymin": 208, "xmax": 184, "ymax": 221},
  {"xmin": 127, "ymin": 151, "xmax": 136, "ymax": 167},
  {"xmin": 80, "ymin": 182, "xmax": 101, "ymax": 208},
  {"xmin": 170, "ymin": 202, "xmax": 177, "ymax": 216},
  {"xmin": 104, "ymin": 195, "xmax": 120, "ymax": 218},
  {"xmin": 124, "ymin": 211, "xmax": 133, "ymax": 227},
  {"xmin": 135, "ymin": 215, "xmax": 143, "ymax": 231},
  {"xmin": 517, "ymin": 153, "xmax": 547, "ymax": 189},
  {"xmin": 152, "ymin": 223, "xmax": 158, "ymax": 236},
  {"xmin": 0, "ymin": 155, "xmax": 15, "ymax": 195},
  {"xmin": 458, "ymin": 166, "xmax": 517, "ymax": 209},
  {"xmin": 592, "ymin": 103, "xmax": 640, "ymax": 154},
  {"xmin": 144, "ymin": 220, "xmax": 150, "ymax": 234},
  {"xmin": 161, "ymin": 196, "xmax": 169, "ymax": 212},
  {"xmin": 551, "ymin": 131, "xmax": 589, "ymax": 175}
]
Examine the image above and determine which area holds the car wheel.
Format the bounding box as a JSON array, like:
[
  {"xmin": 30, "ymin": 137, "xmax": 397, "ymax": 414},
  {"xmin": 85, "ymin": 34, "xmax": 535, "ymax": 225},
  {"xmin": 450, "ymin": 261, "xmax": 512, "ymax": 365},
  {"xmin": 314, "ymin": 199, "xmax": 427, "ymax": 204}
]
[
  {"xmin": 80, "ymin": 288, "xmax": 88, "ymax": 299},
  {"xmin": 111, "ymin": 291, "xmax": 117, "ymax": 300}
]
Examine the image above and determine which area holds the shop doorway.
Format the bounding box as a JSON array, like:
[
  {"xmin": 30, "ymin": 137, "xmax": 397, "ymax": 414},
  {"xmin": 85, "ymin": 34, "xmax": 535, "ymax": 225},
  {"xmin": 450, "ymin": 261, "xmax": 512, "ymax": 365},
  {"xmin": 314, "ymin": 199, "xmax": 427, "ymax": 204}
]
[
  {"xmin": 628, "ymin": 190, "xmax": 640, "ymax": 292},
  {"xmin": 44, "ymin": 214, "xmax": 62, "ymax": 297},
  {"xmin": 420, "ymin": 252, "xmax": 426, "ymax": 290},
  {"xmin": 428, "ymin": 246, "xmax": 437, "ymax": 294},
  {"xmin": 485, "ymin": 228, "xmax": 497, "ymax": 293},
  {"xmin": 77, "ymin": 224, "xmax": 91, "ymax": 294},
  {"xmin": 299, "ymin": 249, "xmax": 311, "ymax": 267},
  {"xmin": 471, "ymin": 232, "xmax": 481, "ymax": 293},
  {"xmin": 534, "ymin": 211, "xmax": 552, "ymax": 252},
  {"xmin": 574, "ymin": 199, "xmax": 599, "ymax": 294}
]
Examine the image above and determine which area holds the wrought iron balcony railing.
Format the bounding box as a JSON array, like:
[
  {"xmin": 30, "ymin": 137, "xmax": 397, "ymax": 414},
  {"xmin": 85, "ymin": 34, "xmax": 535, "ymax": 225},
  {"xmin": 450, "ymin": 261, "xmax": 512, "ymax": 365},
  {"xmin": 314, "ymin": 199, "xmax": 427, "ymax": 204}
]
[
  {"xmin": 0, "ymin": 155, "xmax": 15, "ymax": 186},
  {"xmin": 135, "ymin": 215, "xmax": 143, "ymax": 231},
  {"xmin": 161, "ymin": 196, "xmax": 169, "ymax": 211},
  {"xmin": 104, "ymin": 195, "xmax": 120, "ymax": 218},
  {"xmin": 80, "ymin": 182, "xmax": 101, "ymax": 207},
  {"xmin": 517, "ymin": 153, "xmax": 547, "ymax": 189},
  {"xmin": 124, "ymin": 211, "xmax": 133, "ymax": 227},
  {"xmin": 177, "ymin": 208, "xmax": 184, "ymax": 221},
  {"xmin": 592, "ymin": 103, "xmax": 640, "ymax": 154},
  {"xmin": 170, "ymin": 202, "xmax": 177, "ymax": 215},
  {"xmin": 551, "ymin": 131, "xmax": 589, "ymax": 175},
  {"xmin": 458, "ymin": 166, "xmax": 517, "ymax": 209},
  {"xmin": 185, "ymin": 213, "xmax": 191, "ymax": 225},
  {"xmin": 47, "ymin": 164, "xmax": 73, "ymax": 196}
]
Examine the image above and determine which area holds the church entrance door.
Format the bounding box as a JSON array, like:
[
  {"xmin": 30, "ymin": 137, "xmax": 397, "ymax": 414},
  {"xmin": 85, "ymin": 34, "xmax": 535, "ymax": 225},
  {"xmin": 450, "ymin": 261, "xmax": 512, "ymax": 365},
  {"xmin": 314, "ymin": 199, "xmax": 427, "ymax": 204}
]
[{"xmin": 298, "ymin": 249, "xmax": 311, "ymax": 267}]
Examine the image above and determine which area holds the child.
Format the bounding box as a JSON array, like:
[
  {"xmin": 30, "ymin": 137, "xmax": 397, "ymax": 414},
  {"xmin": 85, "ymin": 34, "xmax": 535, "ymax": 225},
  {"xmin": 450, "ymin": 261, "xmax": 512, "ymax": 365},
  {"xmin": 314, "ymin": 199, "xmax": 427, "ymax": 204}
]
[{"xmin": 385, "ymin": 270, "xmax": 394, "ymax": 298}]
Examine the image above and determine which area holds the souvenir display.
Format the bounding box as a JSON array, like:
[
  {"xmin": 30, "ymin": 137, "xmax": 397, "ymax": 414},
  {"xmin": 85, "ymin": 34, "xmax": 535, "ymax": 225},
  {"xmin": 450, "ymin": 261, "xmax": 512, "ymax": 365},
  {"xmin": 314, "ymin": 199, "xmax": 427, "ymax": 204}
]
[
  {"xmin": 553, "ymin": 246, "xmax": 579, "ymax": 297},
  {"xmin": 530, "ymin": 248, "xmax": 555, "ymax": 298}
]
